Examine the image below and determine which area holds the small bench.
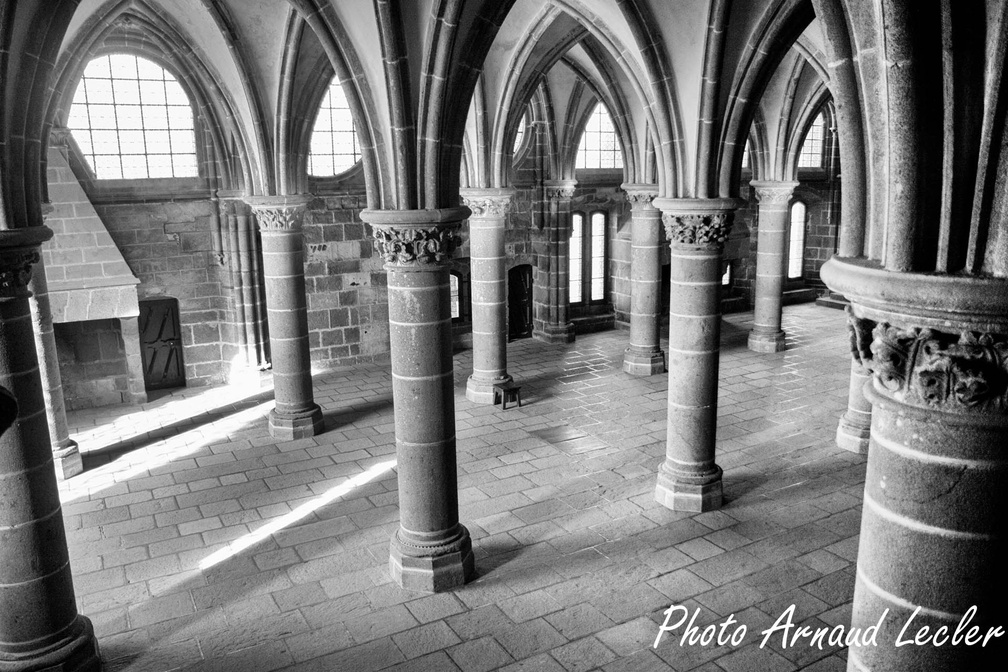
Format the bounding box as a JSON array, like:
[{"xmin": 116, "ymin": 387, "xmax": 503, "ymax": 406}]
[{"xmin": 493, "ymin": 381, "xmax": 522, "ymax": 410}]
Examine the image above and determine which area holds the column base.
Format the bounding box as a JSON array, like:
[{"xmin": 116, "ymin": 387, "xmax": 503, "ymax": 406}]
[
  {"xmin": 654, "ymin": 466, "xmax": 723, "ymax": 512},
  {"xmin": 389, "ymin": 525, "xmax": 474, "ymax": 593},
  {"xmin": 533, "ymin": 322, "xmax": 575, "ymax": 345},
  {"xmin": 466, "ymin": 374, "xmax": 513, "ymax": 405},
  {"xmin": 748, "ymin": 329, "xmax": 786, "ymax": 353},
  {"xmin": 52, "ymin": 440, "xmax": 83, "ymax": 480},
  {"xmin": 623, "ymin": 346, "xmax": 666, "ymax": 376},
  {"xmin": 268, "ymin": 404, "xmax": 324, "ymax": 440},
  {"xmin": 0, "ymin": 616, "xmax": 102, "ymax": 672},
  {"xmin": 835, "ymin": 413, "xmax": 870, "ymax": 454}
]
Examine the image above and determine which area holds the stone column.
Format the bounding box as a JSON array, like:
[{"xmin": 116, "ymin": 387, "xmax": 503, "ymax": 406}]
[
  {"xmin": 29, "ymin": 205, "xmax": 81, "ymax": 479},
  {"xmin": 835, "ymin": 307, "xmax": 871, "ymax": 454},
  {"xmin": 622, "ymin": 184, "xmax": 665, "ymax": 376},
  {"xmin": 460, "ymin": 188, "xmax": 515, "ymax": 404},
  {"xmin": 822, "ymin": 260, "xmax": 1008, "ymax": 670},
  {"xmin": 0, "ymin": 226, "xmax": 101, "ymax": 671},
  {"xmin": 360, "ymin": 207, "xmax": 474, "ymax": 592},
  {"xmin": 747, "ymin": 180, "xmax": 798, "ymax": 353},
  {"xmin": 533, "ymin": 180, "xmax": 576, "ymax": 344},
  {"xmin": 654, "ymin": 198, "xmax": 739, "ymax": 512},
  {"xmin": 245, "ymin": 195, "xmax": 324, "ymax": 439}
]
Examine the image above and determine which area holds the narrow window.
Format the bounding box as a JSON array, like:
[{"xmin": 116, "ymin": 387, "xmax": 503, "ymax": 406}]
[
  {"xmin": 570, "ymin": 213, "xmax": 584, "ymax": 304},
  {"xmin": 741, "ymin": 141, "xmax": 751, "ymax": 172},
  {"xmin": 513, "ymin": 113, "xmax": 526, "ymax": 154},
  {"xmin": 67, "ymin": 54, "xmax": 198, "ymax": 179},
  {"xmin": 450, "ymin": 273, "xmax": 461, "ymax": 319},
  {"xmin": 576, "ymin": 103, "xmax": 623, "ymax": 170},
  {"xmin": 722, "ymin": 264, "xmax": 732, "ymax": 287},
  {"xmin": 789, "ymin": 202, "xmax": 807, "ymax": 279},
  {"xmin": 798, "ymin": 114, "xmax": 825, "ymax": 169},
  {"xmin": 308, "ymin": 78, "xmax": 361, "ymax": 176},
  {"xmin": 590, "ymin": 212, "xmax": 606, "ymax": 301}
]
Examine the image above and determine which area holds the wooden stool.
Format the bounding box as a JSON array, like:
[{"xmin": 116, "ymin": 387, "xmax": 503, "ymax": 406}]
[{"xmin": 492, "ymin": 381, "xmax": 522, "ymax": 410}]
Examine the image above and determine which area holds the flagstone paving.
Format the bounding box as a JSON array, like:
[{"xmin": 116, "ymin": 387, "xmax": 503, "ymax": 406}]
[{"xmin": 61, "ymin": 303, "xmax": 862, "ymax": 671}]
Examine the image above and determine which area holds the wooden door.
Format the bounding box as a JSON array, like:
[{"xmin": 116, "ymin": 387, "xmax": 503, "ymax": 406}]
[
  {"xmin": 508, "ymin": 264, "xmax": 533, "ymax": 340},
  {"xmin": 139, "ymin": 298, "xmax": 185, "ymax": 390}
]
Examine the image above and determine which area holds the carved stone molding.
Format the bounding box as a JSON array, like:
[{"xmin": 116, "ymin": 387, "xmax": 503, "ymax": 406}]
[
  {"xmin": 544, "ymin": 180, "xmax": 577, "ymax": 201},
  {"xmin": 848, "ymin": 309, "xmax": 1008, "ymax": 414},
  {"xmin": 49, "ymin": 126, "xmax": 73, "ymax": 149},
  {"xmin": 750, "ymin": 180, "xmax": 799, "ymax": 205},
  {"xmin": 460, "ymin": 189, "xmax": 515, "ymax": 219},
  {"xmin": 244, "ymin": 195, "xmax": 312, "ymax": 232},
  {"xmin": 372, "ymin": 226, "xmax": 462, "ymax": 265},
  {"xmin": 0, "ymin": 227, "xmax": 53, "ymax": 300},
  {"xmin": 662, "ymin": 212, "xmax": 733, "ymax": 249}
]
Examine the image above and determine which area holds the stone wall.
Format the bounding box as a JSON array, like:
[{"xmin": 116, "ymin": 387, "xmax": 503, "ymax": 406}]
[{"xmin": 54, "ymin": 319, "xmax": 130, "ymax": 410}]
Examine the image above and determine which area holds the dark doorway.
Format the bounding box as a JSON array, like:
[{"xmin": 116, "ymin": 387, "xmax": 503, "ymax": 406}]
[
  {"xmin": 508, "ymin": 264, "xmax": 533, "ymax": 340},
  {"xmin": 139, "ymin": 298, "xmax": 185, "ymax": 391}
]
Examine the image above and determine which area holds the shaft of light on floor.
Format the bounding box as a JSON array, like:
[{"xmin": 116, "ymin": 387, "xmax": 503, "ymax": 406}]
[{"xmin": 198, "ymin": 458, "xmax": 398, "ymax": 571}]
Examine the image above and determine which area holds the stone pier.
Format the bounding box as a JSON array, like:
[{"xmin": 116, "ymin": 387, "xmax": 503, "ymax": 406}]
[
  {"xmin": 654, "ymin": 198, "xmax": 739, "ymax": 512},
  {"xmin": 533, "ymin": 180, "xmax": 577, "ymax": 344},
  {"xmin": 748, "ymin": 180, "xmax": 798, "ymax": 353},
  {"xmin": 361, "ymin": 207, "xmax": 474, "ymax": 592},
  {"xmin": 622, "ymin": 184, "xmax": 665, "ymax": 376},
  {"xmin": 245, "ymin": 195, "xmax": 324, "ymax": 439}
]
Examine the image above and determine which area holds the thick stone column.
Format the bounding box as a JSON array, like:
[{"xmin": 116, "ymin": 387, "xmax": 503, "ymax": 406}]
[
  {"xmin": 835, "ymin": 307, "xmax": 871, "ymax": 454},
  {"xmin": 747, "ymin": 180, "xmax": 798, "ymax": 353},
  {"xmin": 29, "ymin": 205, "xmax": 81, "ymax": 479},
  {"xmin": 622, "ymin": 184, "xmax": 665, "ymax": 376},
  {"xmin": 654, "ymin": 199, "xmax": 739, "ymax": 512},
  {"xmin": 533, "ymin": 180, "xmax": 576, "ymax": 344},
  {"xmin": 460, "ymin": 188, "xmax": 515, "ymax": 404},
  {"xmin": 245, "ymin": 195, "xmax": 323, "ymax": 440},
  {"xmin": 360, "ymin": 207, "xmax": 474, "ymax": 592},
  {"xmin": 823, "ymin": 260, "xmax": 1008, "ymax": 670},
  {"xmin": 0, "ymin": 226, "xmax": 101, "ymax": 671}
]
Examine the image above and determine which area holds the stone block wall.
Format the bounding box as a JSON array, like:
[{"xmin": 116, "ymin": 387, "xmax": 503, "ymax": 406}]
[
  {"xmin": 94, "ymin": 198, "xmax": 229, "ymax": 387},
  {"xmin": 303, "ymin": 193, "xmax": 390, "ymax": 367},
  {"xmin": 55, "ymin": 319, "xmax": 130, "ymax": 410}
]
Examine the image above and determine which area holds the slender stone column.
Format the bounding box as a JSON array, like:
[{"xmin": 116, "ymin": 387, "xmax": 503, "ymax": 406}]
[
  {"xmin": 460, "ymin": 188, "xmax": 515, "ymax": 404},
  {"xmin": 29, "ymin": 205, "xmax": 81, "ymax": 479},
  {"xmin": 0, "ymin": 226, "xmax": 101, "ymax": 671},
  {"xmin": 748, "ymin": 180, "xmax": 798, "ymax": 353},
  {"xmin": 533, "ymin": 180, "xmax": 576, "ymax": 344},
  {"xmin": 822, "ymin": 260, "xmax": 1008, "ymax": 670},
  {"xmin": 654, "ymin": 198, "xmax": 740, "ymax": 512},
  {"xmin": 360, "ymin": 207, "xmax": 474, "ymax": 592},
  {"xmin": 245, "ymin": 195, "xmax": 324, "ymax": 439},
  {"xmin": 622, "ymin": 184, "xmax": 665, "ymax": 376},
  {"xmin": 835, "ymin": 307, "xmax": 871, "ymax": 454}
]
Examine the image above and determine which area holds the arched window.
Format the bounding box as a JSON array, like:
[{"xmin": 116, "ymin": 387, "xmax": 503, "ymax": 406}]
[
  {"xmin": 576, "ymin": 103, "xmax": 623, "ymax": 170},
  {"xmin": 789, "ymin": 201, "xmax": 807, "ymax": 279},
  {"xmin": 569, "ymin": 211, "xmax": 608, "ymax": 305},
  {"xmin": 798, "ymin": 113, "xmax": 825, "ymax": 169},
  {"xmin": 513, "ymin": 113, "xmax": 527, "ymax": 155},
  {"xmin": 67, "ymin": 54, "xmax": 198, "ymax": 180},
  {"xmin": 308, "ymin": 78, "xmax": 361, "ymax": 176},
  {"xmin": 741, "ymin": 141, "xmax": 751, "ymax": 172}
]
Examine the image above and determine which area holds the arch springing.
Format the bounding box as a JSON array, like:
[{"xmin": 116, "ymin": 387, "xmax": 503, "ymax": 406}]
[
  {"xmin": 576, "ymin": 103, "xmax": 622, "ymax": 170},
  {"xmin": 308, "ymin": 78, "xmax": 362, "ymax": 177},
  {"xmin": 67, "ymin": 54, "xmax": 197, "ymax": 180}
]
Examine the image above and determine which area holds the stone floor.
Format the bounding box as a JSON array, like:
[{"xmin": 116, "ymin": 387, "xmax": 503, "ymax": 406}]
[{"xmin": 61, "ymin": 303, "xmax": 865, "ymax": 672}]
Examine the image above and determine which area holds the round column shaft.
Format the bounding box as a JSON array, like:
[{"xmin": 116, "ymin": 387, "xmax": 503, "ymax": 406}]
[
  {"xmin": 654, "ymin": 198, "xmax": 740, "ymax": 512},
  {"xmin": 246, "ymin": 195, "xmax": 323, "ymax": 440},
  {"xmin": 0, "ymin": 227, "xmax": 101, "ymax": 672},
  {"xmin": 461, "ymin": 189, "xmax": 515, "ymax": 404},
  {"xmin": 622, "ymin": 184, "xmax": 665, "ymax": 375},
  {"xmin": 362, "ymin": 207, "xmax": 474, "ymax": 592},
  {"xmin": 748, "ymin": 180, "xmax": 798, "ymax": 353}
]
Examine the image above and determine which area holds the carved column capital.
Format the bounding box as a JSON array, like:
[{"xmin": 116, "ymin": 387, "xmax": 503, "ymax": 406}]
[
  {"xmin": 749, "ymin": 180, "xmax": 799, "ymax": 204},
  {"xmin": 0, "ymin": 227, "xmax": 54, "ymax": 300},
  {"xmin": 460, "ymin": 188, "xmax": 516, "ymax": 219},
  {"xmin": 654, "ymin": 198, "xmax": 741, "ymax": 251},
  {"xmin": 543, "ymin": 180, "xmax": 577, "ymax": 201},
  {"xmin": 360, "ymin": 207, "xmax": 468, "ymax": 267},
  {"xmin": 621, "ymin": 183, "xmax": 659, "ymax": 213},
  {"xmin": 49, "ymin": 126, "xmax": 73, "ymax": 150},
  {"xmin": 245, "ymin": 194, "xmax": 313, "ymax": 232}
]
